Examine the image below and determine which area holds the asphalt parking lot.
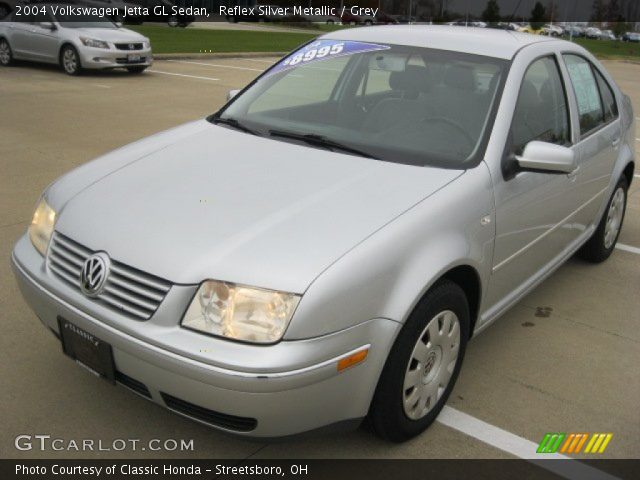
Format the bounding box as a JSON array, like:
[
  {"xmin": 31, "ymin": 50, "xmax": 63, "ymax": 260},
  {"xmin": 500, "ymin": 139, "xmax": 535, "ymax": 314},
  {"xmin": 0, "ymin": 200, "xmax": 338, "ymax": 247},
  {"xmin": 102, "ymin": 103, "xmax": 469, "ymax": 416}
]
[{"xmin": 0, "ymin": 57, "xmax": 639, "ymax": 464}]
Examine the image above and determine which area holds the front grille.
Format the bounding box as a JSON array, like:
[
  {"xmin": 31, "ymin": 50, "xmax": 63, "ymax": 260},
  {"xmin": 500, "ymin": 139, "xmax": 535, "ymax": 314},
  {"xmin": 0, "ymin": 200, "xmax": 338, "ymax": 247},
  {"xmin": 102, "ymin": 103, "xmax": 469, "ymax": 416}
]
[
  {"xmin": 47, "ymin": 232, "xmax": 171, "ymax": 321},
  {"xmin": 115, "ymin": 43, "xmax": 143, "ymax": 50},
  {"xmin": 161, "ymin": 393, "xmax": 258, "ymax": 432},
  {"xmin": 115, "ymin": 371, "xmax": 151, "ymax": 398}
]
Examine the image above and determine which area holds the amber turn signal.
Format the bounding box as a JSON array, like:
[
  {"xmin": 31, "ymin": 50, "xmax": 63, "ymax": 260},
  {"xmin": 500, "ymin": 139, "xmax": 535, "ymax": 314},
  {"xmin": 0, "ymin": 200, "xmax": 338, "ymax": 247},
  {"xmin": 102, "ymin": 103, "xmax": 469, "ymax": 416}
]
[{"xmin": 337, "ymin": 348, "xmax": 369, "ymax": 372}]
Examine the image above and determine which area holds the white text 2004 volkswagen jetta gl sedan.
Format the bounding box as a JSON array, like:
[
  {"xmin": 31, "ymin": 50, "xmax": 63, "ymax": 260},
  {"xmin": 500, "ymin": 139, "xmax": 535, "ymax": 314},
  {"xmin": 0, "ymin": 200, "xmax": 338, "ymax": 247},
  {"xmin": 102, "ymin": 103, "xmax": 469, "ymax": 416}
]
[{"xmin": 12, "ymin": 26, "xmax": 635, "ymax": 441}]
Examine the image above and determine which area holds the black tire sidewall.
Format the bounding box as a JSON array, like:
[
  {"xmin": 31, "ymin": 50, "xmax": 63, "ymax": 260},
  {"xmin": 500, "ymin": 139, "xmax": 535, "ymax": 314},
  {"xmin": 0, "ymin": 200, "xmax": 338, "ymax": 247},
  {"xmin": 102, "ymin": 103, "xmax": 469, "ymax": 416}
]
[
  {"xmin": 580, "ymin": 176, "xmax": 628, "ymax": 262},
  {"xmin": 370, "ymin": 280, "xmax": 470, "ymax": 442}
]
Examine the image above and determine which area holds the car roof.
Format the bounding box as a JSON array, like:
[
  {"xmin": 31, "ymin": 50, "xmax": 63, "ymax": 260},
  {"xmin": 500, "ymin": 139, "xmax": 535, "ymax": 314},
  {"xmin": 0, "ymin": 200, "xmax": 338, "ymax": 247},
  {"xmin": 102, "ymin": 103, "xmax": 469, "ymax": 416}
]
[{"xmin": 321, "ymin": 25, "xmax": 558, "ymax": 60}]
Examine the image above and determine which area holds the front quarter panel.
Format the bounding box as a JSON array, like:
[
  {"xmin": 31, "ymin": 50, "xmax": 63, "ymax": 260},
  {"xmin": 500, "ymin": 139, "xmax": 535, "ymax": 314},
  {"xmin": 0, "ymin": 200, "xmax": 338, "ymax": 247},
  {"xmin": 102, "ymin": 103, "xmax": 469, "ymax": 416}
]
[{"xmin": 285, "ymin": 164, "xmax": 495, "ymax": 339}]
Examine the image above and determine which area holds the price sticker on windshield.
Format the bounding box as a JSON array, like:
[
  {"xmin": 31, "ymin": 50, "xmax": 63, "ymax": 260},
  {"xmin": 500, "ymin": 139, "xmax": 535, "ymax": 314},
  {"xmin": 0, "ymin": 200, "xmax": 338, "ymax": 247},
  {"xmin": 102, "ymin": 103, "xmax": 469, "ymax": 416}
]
[{"xmin": 267, "ymin": 40, "xmax": 390, "ymax": 76}]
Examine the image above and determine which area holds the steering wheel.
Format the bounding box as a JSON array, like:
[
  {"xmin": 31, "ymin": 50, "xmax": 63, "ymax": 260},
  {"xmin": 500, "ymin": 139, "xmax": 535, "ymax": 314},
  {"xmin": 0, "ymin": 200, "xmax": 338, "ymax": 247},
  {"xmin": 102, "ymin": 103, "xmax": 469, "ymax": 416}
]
[{"xmin": 422, "ymin": 116, "xmax": 475, "ymax": 147}]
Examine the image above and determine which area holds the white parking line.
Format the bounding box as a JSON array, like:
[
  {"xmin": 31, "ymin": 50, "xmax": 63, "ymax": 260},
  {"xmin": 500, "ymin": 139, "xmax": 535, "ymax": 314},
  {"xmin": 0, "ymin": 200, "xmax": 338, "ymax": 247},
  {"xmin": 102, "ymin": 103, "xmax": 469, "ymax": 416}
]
[
  {"xmin": 148, "ymin": 70, "xmax": 219, "ymax": 81},
  {"xmin": 616, "ymin": 243, "xmax": 640, "ymax": 255},
  {"xmin": 167, "ymin": 60, "xmax": 264, "ymax": 72},
  {"xmin": 437, "ymin": 407, "xmax": 620, "ymax": 480}
]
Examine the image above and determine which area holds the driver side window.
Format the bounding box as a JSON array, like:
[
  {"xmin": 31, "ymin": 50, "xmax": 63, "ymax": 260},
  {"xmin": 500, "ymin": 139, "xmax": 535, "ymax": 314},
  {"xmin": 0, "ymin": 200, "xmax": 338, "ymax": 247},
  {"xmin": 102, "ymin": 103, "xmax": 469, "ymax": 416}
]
[{"xmin": 511, "ymin": 56, "xmax": 570, "ymax": 155}]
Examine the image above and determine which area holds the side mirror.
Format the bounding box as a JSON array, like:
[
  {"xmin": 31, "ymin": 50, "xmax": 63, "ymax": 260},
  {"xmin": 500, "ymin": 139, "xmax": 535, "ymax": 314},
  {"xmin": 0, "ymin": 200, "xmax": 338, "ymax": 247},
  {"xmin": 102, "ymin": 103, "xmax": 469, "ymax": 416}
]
[
  {"xmin": 516, "ymin": 141, "xmax": 576, "ymax": 174},
  {"xmin": 40, "ymin": 22, "xmax": 57, "ymax": 31},
  {"xmin": 227, "ymin": 89, "xmax": 240, "ymax": 101}
]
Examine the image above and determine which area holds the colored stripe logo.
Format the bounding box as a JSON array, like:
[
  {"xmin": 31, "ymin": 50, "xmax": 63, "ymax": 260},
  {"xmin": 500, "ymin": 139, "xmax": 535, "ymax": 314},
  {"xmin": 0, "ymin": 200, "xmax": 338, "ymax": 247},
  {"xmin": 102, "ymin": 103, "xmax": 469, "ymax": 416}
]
[{"xmin": 537, "ymin": 433, "xmax": 613, "ymax": 454}]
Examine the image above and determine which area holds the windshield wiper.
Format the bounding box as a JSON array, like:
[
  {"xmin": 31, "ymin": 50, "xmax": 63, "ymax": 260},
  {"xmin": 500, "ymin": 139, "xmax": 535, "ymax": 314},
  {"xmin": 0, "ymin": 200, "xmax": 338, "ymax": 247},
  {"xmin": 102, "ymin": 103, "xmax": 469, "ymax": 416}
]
[
  {"xmin": 210, "ymin": 116, "xmax": 262, "ymax": 136},
  {"xmin": 269, "ymin": 130, "xmax": 378, "ymax": 159}
]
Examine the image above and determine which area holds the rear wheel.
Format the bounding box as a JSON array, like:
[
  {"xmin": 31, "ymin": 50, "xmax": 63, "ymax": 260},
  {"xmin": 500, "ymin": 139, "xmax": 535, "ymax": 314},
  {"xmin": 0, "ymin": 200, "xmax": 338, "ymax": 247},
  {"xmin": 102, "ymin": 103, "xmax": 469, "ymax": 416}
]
[
  {"xmin": 579, "ymin": 176, "xmax": 628, "ymax": 263},
  {"xmin": 127, "ymin": 66, "xmax": 147, "ymax": 74},
  {"xmin": 60, "ymin": 45, "xmax": 81, "ymax": 75},
  {"xmin": 0, "ymin": 38, "xmax": 12, "ymax": 66},
  {"xmin": 369, "ymin": 280, "xmax": 469, "ymax": 442}
]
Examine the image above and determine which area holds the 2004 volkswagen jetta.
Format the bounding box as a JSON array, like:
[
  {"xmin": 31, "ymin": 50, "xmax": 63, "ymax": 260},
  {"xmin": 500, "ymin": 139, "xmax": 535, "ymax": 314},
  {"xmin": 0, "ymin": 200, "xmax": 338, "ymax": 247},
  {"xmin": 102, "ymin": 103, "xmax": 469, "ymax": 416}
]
[{"xmin": 12, "ymin": 26, "xmax": 635, "ymax": 441}]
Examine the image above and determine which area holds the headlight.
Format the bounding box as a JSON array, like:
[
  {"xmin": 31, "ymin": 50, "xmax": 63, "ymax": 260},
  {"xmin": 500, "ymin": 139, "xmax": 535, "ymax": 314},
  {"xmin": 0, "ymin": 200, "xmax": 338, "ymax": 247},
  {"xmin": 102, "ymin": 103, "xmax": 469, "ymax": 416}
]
[
  {"xmin": 143, "ymin": 40, "xmax": 151, "ymax": 49},
  {"xmin": 29, "ymin": 199, "xmax": 56, "ymax": 256},
  {"xmin": 80, "ymin": 37, "xmax": 109, "ymax": 49},
  {"xmin": 182, "ymin": 280, "xmax": 301, "ymax": 344}
]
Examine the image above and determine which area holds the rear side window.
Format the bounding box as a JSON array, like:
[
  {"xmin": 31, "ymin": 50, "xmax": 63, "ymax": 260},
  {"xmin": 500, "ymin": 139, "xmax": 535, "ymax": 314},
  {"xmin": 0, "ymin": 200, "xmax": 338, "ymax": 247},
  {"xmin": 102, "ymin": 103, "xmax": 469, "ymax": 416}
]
[
  {"xmin": 563, "ymin": 54, "xmax": 604, "ymax": 135},
  {"xmin": 594, "ymin": 70, "xmax": 618, "ymax": 122},
  {"xmin": 511, "ymin": 56, "xmax": 570, "ymax": 155}
]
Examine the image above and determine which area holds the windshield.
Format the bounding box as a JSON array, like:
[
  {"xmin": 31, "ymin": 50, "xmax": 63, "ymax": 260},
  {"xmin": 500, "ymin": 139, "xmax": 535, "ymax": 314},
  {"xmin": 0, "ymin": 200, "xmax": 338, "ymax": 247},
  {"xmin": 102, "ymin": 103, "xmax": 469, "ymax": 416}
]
[
  {"xmin": 54, "ymin": 14, "xmax": 117, "ymax": 28},
  {"xmin": 216, "ymin": 40, "xmax": 507, "ymax": 168}
]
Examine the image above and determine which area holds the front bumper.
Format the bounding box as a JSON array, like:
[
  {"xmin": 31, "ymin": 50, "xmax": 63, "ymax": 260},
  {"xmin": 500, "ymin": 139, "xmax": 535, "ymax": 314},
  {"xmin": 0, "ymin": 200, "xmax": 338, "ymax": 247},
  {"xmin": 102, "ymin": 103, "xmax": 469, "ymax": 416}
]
[
  {"xmin": 77, "ymin": 46, "xmax": 153, "ymax": 70},
  {"xmin": 11, "ymin": 234, "xmax": 400, "ymax": 438}
]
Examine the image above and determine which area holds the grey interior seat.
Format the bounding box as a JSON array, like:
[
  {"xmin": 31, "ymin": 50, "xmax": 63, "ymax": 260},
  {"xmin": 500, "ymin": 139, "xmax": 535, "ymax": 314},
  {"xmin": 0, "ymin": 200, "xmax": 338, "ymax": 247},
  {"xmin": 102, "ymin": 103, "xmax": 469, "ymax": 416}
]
[{"xmin": 363, "ymin": 65, "xmax": 433, "ymax": 133}]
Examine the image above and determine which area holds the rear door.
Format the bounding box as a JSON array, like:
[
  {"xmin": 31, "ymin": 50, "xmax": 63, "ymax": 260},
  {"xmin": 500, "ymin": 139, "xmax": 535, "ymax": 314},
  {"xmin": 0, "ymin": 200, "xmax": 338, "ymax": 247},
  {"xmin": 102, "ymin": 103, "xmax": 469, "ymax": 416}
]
[{"xmin": 560, "ymin": 54, "xmax": 620, "ymax": 229}]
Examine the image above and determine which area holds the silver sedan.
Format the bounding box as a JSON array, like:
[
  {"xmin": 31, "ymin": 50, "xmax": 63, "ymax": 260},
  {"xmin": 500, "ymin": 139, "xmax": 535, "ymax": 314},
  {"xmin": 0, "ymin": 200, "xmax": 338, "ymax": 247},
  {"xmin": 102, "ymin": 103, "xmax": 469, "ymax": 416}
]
[
  {"xmin": 11, "ymin": 26, "xmax": 635, "ymax": 441},
  {"xmin": 0, "ymin": 4, "xmax": 152, "ymax": 74}
]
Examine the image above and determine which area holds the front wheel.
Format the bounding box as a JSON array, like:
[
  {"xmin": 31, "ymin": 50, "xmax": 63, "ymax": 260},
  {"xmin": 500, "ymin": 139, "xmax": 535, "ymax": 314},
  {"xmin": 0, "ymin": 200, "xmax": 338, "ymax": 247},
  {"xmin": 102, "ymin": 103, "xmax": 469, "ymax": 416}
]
[
  {"xmin": 369, "ymin": 280, "xmax": 469, "ymax": 442},
  {"xmin": 0, "ymin": 38, "xmax": 13, "ymax": 66},
  {"xmin": 60, "ymin": 45, "xmax": 81, "ymax": 75},
  {"xmin": 579, "ymin": 176, "xmax": 628, "ymax": 263}
]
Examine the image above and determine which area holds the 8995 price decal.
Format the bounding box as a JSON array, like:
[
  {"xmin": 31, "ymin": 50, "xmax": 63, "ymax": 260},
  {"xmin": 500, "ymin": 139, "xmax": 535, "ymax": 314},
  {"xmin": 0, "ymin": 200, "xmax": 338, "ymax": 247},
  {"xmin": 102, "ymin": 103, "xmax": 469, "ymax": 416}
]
[
  {"xmin": 283, "ymin": 43, "xmax": 345, "ymax": 66},
  {"xmin": 267, "ymin": 40, "xmax": 390, "ymax": 77}
]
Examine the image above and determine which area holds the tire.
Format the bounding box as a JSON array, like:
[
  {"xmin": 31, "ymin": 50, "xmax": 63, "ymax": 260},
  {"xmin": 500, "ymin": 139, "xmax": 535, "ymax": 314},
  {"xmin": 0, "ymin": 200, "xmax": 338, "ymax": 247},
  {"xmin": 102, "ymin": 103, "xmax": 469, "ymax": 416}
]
[
  {"xmin": 60, "ymin": 45, "xmax": 81, "ymax": 75},
  {"xmin": 579, "ymin": 176, "xmax": 628, "ymax": 263},
  {"xmin": 0, "ymin": 37, "xmax": 13, "ymax": 66},
  {"xmin": 167, "ymin": 15, "xmax": 179, "ymax": 27},
  {"xmin": 127, "ymin": 66, "xmax": 147, "ymax": 74},
  {"xmin": 369, "ymin": 279, "xmax": 470, "ymax": 442}
]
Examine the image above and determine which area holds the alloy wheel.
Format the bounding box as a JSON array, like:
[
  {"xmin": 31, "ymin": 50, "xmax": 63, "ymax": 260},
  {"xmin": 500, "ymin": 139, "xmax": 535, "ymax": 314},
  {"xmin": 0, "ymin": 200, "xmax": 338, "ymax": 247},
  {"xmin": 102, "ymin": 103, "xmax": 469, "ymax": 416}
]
[
  {"xmin": 0, "ymin": 40, "xmax": 10, "ymax": 65},
  {"xmin": 402, "ymin": 310, "xmax": 460, "ymax": 420},
  {"xmin": 62, "ymin": 48, "xmax": 78, "ymax": 74},
  {"xmin": 604, "ymin": 187, "xmax": 625, "ymax": 249}
]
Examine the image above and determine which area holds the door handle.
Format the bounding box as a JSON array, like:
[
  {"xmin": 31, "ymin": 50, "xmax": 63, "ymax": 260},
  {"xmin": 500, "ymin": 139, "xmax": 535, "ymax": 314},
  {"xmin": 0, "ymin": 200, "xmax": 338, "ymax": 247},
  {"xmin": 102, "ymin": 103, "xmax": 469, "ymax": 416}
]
[{"xmin": 611, "ymin": 137, "xmax": 621, "ymax": 148}]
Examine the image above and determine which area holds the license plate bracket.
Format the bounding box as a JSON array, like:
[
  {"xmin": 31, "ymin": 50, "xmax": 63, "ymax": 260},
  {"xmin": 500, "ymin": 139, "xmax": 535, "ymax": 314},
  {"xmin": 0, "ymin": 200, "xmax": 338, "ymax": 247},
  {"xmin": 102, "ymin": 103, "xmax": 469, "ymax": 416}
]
[
  {"xmin": 127, "ymin": 54, "xmax": 141, "ymax": 63},
  {"xmin": 58, "ymin": 317, "xmax": 115, "ymax": 384}
]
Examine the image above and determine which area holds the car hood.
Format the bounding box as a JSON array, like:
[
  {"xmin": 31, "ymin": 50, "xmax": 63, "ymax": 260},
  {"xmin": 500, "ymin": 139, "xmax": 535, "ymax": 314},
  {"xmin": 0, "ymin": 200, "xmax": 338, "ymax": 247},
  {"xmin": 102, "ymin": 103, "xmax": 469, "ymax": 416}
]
[
  {"xmin": 71, "ymin": 27, "xmax": 145, "ymax": 42},
  {"xmin": 55, "ymin": 122, "xmax": 462, "ymax": 293}
]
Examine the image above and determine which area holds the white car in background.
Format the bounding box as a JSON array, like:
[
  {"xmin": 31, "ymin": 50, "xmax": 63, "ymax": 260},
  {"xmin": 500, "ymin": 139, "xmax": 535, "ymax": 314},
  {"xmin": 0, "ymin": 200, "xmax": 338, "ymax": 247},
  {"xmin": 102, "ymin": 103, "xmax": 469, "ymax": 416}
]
[
  {"xmin": 600, "ymin": 30, "xmax": 616, "ymax": 40},
  {"xmin": 0, "ymin": 3, "xmax": 152, "ymax": 75},
  {"xmin": 542, "ymin": 24, "xmax": 563, "ymax": 36},
  {"xmin": 585, "ymin": 27, "xmax": 602, "ymax": 39}
]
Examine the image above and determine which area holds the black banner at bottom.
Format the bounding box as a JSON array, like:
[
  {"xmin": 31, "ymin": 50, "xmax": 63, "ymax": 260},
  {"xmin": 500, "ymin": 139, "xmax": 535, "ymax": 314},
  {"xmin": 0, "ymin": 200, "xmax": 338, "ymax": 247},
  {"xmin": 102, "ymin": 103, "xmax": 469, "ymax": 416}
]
[{"xmin": 3, "ymin": 459, "xmax": 640, "ymax": 480}]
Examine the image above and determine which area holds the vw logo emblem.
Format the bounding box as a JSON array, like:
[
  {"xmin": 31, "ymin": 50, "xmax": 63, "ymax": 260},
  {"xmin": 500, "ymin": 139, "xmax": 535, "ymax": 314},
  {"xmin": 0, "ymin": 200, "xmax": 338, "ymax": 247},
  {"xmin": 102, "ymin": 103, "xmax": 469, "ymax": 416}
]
[
  {"xmin": 80, "ymin": 252, "xmax": 110, "ymax": 296},
  {"xmin": 129, "ymin": 43, "xmax": 135, "ymax": 50}
]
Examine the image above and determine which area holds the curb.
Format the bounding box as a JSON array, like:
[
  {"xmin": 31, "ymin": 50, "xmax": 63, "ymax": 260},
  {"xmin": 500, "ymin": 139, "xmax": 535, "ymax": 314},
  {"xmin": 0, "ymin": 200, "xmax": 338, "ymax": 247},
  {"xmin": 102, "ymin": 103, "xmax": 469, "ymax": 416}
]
[{"xmin": 153, "ymin": 52, "xmax": 287, "ymax": 60}]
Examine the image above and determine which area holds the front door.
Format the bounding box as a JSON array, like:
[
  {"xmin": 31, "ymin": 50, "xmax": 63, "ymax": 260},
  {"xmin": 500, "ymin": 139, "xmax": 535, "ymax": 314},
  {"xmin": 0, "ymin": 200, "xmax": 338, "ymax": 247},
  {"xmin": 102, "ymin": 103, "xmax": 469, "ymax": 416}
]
[{"xmin": 485, "ymin": 54, "xmax": 581, "ymax": 314}]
